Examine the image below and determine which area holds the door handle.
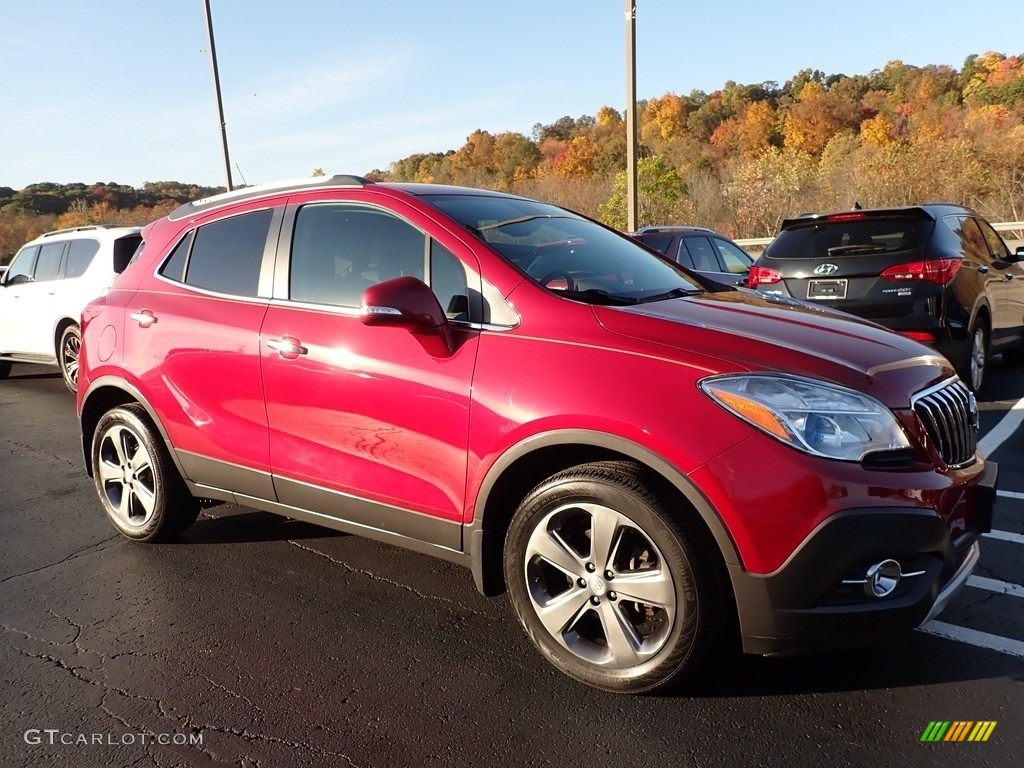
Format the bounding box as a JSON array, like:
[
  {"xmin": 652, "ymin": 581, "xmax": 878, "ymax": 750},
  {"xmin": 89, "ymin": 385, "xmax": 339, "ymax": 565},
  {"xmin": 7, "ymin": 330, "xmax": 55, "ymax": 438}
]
[
  {"xmin": 129, "ymin": 310, "xmax": 158, "ymax": 328},
  {"xmin": 267, "ymin": 336, "xmax": 308, "ymax": 358}
]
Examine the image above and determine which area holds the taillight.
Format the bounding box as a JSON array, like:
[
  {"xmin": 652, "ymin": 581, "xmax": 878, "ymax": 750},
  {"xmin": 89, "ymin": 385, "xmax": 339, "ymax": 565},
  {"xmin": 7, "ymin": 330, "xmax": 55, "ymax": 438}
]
[
  {"xmin": 901, "ymin": 330, "xmax": 936, "ymax": 342},
  {"xmin": 747, "ymin": 265, "xmax": 783, "ymax": 288},
  {"xmin": 880, "ymin": 258, "xmax": 960, "ymax": 284}
]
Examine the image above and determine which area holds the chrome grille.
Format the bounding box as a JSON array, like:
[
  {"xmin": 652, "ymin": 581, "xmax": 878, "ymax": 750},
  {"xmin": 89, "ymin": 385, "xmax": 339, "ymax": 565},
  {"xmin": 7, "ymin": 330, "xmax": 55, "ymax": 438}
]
[{"xmin": 912, "ymin": 379, "xmax": 977, "ymax": 467}]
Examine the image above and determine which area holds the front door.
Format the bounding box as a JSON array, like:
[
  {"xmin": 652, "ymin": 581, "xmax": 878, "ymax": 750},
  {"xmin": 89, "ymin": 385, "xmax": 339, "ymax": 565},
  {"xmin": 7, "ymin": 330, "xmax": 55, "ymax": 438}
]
[{"xmin": 260, "ymin": 201, "xmax": 479, "ymax": 551}]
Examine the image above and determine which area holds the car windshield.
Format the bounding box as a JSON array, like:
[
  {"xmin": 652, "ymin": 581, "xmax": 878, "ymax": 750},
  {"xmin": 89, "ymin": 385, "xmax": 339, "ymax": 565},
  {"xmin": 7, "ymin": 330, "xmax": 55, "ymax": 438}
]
[{"xmin": 422, "ymin": 194, "xmax": 702, "ymax": 303}]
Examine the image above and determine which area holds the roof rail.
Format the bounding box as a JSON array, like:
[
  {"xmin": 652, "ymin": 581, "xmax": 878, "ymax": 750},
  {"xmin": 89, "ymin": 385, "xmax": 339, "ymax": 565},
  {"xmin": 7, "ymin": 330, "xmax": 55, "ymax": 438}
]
[
  {"xmin": 168, "ymin": 174, "xmax": 373, "ymax": 221},
  {"xmin": 43, "ymin": 225, "xmax": 108, "ymax": 237}
]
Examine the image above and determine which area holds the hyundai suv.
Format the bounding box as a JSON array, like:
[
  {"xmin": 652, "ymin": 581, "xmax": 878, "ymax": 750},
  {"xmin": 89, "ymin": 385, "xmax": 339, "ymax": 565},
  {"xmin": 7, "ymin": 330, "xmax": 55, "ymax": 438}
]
[
  {"xmin": 0, "ymin": 225, "xmax": 142, "ymax": 391},
  {"xmin": 77, "ymin": 177, "xmax": 996, "ymax": 693},
  {"xmin": 748, "ymin": 205, "xmax": 1024, "ymax": 391}
]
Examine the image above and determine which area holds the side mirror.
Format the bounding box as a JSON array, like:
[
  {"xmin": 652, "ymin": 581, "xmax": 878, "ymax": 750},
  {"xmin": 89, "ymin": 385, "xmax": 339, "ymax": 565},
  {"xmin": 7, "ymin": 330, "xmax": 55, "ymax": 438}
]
[
  {"xmin": 1014, "ymin": 245, "xmax": 1024, "ymax": 262},
  {"xmin": 360, "ymin": 276, "xmax": 454, "ymax": 357}
]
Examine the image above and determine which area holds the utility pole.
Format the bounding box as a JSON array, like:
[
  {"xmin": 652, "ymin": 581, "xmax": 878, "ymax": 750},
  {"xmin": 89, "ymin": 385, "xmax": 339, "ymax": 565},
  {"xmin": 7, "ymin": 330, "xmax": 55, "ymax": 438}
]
[
  {"xmin": 203, "ymin": 0, "xmax": 234, "ymax": 191},
  {"xmin": 625, "ymin": 1, "xmax": 638, "ymax": 231}
]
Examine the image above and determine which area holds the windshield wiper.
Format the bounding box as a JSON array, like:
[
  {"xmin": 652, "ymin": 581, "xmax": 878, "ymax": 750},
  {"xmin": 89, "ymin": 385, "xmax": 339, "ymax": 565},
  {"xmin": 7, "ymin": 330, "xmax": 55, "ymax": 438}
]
[
  {"xmin": 561, "ymin": 288, "xmax": 639, "ymax": 305},
  {"xmin": 638, "ymin": 287, "xmax": 702, "ymax": 304},
  {"xmin": 476, "ymin": 214, "xmax": 559, "ymax": 232},
  {"xmin": 826, "ymin": 244, "xmax": 887, "ymax": 256}
]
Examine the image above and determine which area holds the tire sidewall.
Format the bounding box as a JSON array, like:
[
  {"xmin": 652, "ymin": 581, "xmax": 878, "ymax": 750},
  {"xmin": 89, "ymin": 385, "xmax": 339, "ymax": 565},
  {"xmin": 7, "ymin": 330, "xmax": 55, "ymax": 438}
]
[
  {"xmin": 59, "ymin": 324, "xmax": 80, "ymax": 393},
  {"xmin": 91, "ymin": 406, "xmax": 175, "ymax": 541},
  {"xmin": 504, "ymin": 472, "xmax": 703, "ymax": 693}
]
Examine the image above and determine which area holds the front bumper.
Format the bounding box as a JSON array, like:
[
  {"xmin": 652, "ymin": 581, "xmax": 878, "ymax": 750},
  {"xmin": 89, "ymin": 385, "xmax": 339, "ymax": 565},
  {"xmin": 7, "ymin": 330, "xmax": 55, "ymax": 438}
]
[{"xmin": 731, "ymin": 461, "xmax": 996, "ymax": 656}]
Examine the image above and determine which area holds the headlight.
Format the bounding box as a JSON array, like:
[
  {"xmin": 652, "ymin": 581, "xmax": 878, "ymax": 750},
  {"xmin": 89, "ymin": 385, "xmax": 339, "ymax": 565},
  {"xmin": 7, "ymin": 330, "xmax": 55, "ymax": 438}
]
[{"xmin": 699, "ymin": 374, "xmax": 910, "ymax": 461}]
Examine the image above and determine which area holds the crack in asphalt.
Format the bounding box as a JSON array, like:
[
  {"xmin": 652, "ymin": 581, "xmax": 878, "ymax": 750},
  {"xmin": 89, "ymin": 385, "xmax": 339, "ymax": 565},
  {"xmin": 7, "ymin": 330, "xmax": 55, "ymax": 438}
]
[
  {"xmin": 3, "ymin": 438, "xmax": 81, "ymax": 471},
  {"xmin": 7, "ymin": 613, "xmax": 364, "ymax": 767},
  {"xmin": 0, "ymin": 535, "xmax": 121, "ymax": 585},
  {"xmin": 285, "ymin": 540, "xmax": 503, "ymax": 624}
]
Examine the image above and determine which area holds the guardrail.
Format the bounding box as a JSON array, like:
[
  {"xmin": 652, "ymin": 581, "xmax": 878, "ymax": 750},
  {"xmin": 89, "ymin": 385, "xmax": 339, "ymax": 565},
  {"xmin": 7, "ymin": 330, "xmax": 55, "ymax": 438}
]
[{"xmin": 736, "ymin": 221, "xmax": 1024, "ymax": 252}]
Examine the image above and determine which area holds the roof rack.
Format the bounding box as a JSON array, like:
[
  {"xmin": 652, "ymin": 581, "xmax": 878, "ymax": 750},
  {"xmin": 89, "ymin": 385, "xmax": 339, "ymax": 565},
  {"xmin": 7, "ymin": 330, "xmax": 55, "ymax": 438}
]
[
  {"xmin": 42, "ymin": 225, "xmax": 109, "ymax": 237},
  {"xmin": 168, "ymin": 174, "xmax": 373, "ymax": 221}
]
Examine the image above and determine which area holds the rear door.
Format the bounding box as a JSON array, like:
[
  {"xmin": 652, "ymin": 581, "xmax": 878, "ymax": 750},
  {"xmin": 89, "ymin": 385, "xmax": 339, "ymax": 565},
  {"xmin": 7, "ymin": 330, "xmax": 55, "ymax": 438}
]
[{"xmin": 121, "ymin": 206, "xmax": 278, "ymax": 497}]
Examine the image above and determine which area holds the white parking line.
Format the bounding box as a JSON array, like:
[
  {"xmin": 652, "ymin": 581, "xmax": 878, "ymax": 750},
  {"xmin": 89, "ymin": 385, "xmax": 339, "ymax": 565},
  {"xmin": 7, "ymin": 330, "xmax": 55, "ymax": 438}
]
[
  {"xmin": 967, "ymin": 575, "xmax": 1024, "ymax": 598},
  {"xmin": 919, "ymin": 620, "xmax": 1024, "ymax": 658},
  {"xmin": 985, "ymin": 530, "xmax": 1024, "ymax": 545},
  {"xmin": 979, "ymin": 395, "xmax": 1024, "ymax": 456},
  {"xmin": 998, "ymin": 490, "xmax": 1024, "ymax": 500}
]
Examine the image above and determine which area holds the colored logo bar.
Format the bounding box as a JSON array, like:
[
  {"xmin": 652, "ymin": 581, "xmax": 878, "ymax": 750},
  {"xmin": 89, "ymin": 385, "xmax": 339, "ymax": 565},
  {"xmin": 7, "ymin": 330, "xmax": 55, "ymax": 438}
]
[{"xmin": 920, "ymin": 721, "xmax": 997, "ymax": 742}]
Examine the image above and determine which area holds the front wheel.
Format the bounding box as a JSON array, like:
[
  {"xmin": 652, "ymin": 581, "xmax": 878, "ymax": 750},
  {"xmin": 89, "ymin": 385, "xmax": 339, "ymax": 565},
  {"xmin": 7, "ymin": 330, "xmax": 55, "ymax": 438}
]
[
  {"xmin": 58, "ymin": 324, "xmax": 81, "ymax": 393},
  {"xmin": 0, "ymin": 360, "xmax": 10, "ymax": 379},
  {"xmin": 91, "ymin": 404, "xmax": 199, "ymax": 541},
  {"xmin": 503, "ymin": 461, "xmax": 721, "ymax": 693}
]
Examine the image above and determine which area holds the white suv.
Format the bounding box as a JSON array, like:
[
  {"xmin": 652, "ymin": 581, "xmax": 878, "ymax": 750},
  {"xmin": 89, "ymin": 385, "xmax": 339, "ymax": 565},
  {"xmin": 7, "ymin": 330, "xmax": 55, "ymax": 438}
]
[{"xmin": 0, "ymin": 225, "xmax": 142, "ymax": 392}]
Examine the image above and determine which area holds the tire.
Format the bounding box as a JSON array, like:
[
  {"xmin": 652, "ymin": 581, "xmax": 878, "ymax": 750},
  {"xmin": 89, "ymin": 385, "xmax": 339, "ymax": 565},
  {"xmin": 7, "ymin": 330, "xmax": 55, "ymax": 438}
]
[
  {"xmin": 58, "ymin": 324, "xmax": 81, "ymax": 393},
  {"xmin": 0, "ymin": 360, "xmax": 10, "ymax": 379},
  {"xmin": 503, "ymin": 460, "xmax": 721, "ymax": 694},
  {"xmin": 961, "ymin": 319, "xmax": 989, "ymax": 392},
  {"xmin": 91, "ymin": 404, "xmax": 200, "ymax": 541}
]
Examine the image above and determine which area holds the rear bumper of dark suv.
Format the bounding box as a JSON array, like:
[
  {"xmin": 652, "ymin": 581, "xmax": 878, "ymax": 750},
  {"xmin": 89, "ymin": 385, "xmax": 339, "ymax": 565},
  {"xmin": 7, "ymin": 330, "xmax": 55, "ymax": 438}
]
[{"xmin": 731, "ymin": 462, "xmax": 997, "ymax": 656}]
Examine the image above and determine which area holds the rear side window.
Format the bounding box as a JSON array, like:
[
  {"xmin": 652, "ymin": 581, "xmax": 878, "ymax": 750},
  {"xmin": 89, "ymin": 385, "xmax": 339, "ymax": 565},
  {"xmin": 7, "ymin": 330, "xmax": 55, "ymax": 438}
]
[
  {"xmin": 65, "ymin": 239, "xmax": 100, "ymax": 278},
  {"xmin": 112, "ymin": 234, "xmax": 143, "ymax": 273},
  {"xmin": 34, "ymin": 242, "xmax": 67, "ymax": 281},
  {"xmin": 769, "ymin": 218, "xmax": 932, "ymax": 258},
  {"xmin": 159, "ymin": 231, "xmax": 194, "ymax": 283},
  {"xmin": 180, "ymin": 210, "xmax": 271, "ymax": 297}
]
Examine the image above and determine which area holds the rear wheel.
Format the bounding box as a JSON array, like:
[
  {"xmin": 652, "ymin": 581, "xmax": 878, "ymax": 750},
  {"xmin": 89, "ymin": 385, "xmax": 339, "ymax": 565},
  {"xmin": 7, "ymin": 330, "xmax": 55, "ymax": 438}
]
[
  {"xmin": 961, "ymin": 319, "xmax": 989, "ymax": 392},
  {"xmin": 503, "ymin": 461, "xmax": 722, "ymax": 693},
  {"xmin": 58, "ymin": 324, "xmax": 81, "ymax": 393},
  {"xmin": 91, "ymin": 404, "xmax": 199, "ymax": 541}
]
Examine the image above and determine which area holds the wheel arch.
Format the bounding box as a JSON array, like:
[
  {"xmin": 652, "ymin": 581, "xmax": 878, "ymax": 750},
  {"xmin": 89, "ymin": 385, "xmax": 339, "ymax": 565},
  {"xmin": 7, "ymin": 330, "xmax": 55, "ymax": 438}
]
[
  {"xmin": 79, "ymin": 376, "xmax": 182, "ymax": 480},
  {"xmin": 53, "ymin": 316, "xmax": 78, "ymax": 355},
  {"xmin": 466, "ymin": 430, "xmax": 741, "ymax": 598}
]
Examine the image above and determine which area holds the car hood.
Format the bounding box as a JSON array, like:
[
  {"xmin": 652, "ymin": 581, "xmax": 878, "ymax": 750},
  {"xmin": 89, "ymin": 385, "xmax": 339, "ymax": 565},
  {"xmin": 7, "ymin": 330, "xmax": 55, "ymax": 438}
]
[{"xmin": 593, "ymin": 290, "xmax": 954, "ymax": 406}]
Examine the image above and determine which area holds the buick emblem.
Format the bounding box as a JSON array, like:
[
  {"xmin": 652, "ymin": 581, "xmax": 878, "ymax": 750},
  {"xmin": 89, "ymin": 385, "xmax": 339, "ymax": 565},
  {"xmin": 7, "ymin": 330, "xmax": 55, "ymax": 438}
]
[{"xmin": 814, "ymin": 263, "xmax": 839, "ymax": 276}]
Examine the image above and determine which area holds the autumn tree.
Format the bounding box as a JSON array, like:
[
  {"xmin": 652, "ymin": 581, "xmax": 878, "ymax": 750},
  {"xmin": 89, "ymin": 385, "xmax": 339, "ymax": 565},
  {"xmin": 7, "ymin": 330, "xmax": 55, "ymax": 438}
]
[{"xmin": 599, "ymin": 155, "xmax": 687, "ymax": 230}]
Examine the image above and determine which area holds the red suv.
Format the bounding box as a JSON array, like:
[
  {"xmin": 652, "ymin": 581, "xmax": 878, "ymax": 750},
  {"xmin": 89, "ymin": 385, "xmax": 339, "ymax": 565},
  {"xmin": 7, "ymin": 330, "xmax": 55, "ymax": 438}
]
[{"xmin": 77, "ymin": 176, "xmax": 996, "ymax": 693}]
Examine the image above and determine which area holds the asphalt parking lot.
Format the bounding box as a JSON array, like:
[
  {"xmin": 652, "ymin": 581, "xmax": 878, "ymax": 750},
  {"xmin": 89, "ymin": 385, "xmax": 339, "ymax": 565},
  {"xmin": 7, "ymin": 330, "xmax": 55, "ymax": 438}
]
[{"xmin": 1, "ymin": 360, "xmax": 1022, "ymax": 767}]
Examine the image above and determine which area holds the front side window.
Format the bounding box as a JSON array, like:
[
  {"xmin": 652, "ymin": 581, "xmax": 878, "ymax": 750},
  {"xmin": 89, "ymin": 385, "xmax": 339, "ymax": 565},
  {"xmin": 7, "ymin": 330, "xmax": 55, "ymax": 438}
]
[
  {"xmin": 5, "ymin": 245, "xmax": 39, "ymax": 284},
  {"xmin": 290, "ymin": 204, "xmax": 426, "ymax": 307},
  {"xmin": 713, "ymin": 238, "xmax": 753, "ymax": 273},
  {"xmin": 183, "ymin": 210, "xmax": 272, "ymax": 297},
  {"xmin": 34, "ymin": 242, "xmax": 66, "ymax": 281},
  {"xmin": 65, "ymin": 239, "xmax": 100, "ymax": 278}
]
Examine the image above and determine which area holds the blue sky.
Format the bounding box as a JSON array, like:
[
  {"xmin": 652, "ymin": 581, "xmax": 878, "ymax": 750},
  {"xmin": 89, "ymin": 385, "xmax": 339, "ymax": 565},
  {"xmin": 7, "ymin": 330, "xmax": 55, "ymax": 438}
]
[{"xmin": 2, "ymin": 1, "xmax": 1022, "ymax": 190}]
